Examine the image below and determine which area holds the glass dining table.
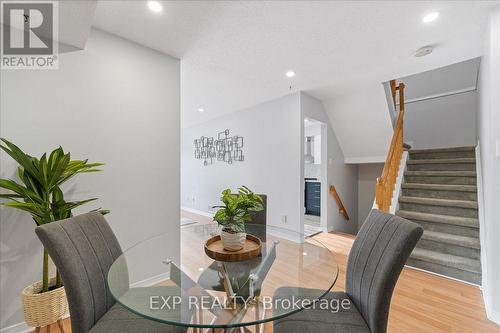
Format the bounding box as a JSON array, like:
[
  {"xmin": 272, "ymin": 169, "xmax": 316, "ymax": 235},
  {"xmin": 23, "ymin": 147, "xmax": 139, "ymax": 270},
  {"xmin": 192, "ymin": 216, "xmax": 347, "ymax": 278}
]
[{"xmin": 107, "ymin": 223, "xmax": 338, "ymax": 332}]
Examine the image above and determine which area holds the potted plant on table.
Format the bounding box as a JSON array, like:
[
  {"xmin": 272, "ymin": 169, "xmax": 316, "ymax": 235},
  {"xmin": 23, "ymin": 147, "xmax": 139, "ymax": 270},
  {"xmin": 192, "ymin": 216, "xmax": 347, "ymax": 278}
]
[
  {"xmin": 213, "ymin": 186, "xmax": 264, "ymax": 251},
  {"xmin": 0, "ymin": 138, "xmax": 107, "ymax": 332}
]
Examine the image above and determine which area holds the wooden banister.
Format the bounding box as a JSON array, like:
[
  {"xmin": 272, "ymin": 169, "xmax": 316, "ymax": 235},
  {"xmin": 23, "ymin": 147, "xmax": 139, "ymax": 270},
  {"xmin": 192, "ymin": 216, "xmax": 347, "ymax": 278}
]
[
  {"xmin": 329, "ymin": 185, "xmax": 349, "ymax": 220},
  {"xmin": 375, "ymin": 81, "xmax": 406, "ymax": 212}
]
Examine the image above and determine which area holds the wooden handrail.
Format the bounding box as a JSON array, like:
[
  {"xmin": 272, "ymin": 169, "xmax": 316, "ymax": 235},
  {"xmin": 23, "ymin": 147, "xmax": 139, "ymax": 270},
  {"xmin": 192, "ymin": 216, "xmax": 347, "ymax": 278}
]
[
  {"xmin": 329, "ymin": 185, "xmax": 349, "ymax": 221},
  {"xmin": 375, "ymin": 81, "xmax": 406, "ymax": 212}
]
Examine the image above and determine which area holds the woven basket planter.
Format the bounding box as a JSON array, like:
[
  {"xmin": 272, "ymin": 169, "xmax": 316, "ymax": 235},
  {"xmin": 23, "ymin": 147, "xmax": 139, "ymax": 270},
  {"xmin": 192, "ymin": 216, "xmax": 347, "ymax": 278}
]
[{"xmin": 21, "ymin": 277, "xmax": 69, "ymax": 328}]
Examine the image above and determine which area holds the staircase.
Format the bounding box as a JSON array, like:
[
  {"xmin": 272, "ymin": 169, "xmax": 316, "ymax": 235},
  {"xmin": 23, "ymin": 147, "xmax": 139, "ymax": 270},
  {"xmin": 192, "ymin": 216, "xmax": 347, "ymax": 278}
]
[{"xmin": 396, "ymin": 146, "xmax": 481, "ymax": 285}]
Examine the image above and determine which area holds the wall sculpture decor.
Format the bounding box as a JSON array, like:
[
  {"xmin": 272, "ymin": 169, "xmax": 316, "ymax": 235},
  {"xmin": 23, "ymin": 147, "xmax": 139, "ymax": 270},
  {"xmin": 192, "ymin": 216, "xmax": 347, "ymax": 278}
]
[{"xmin": 194, "ymin": 129, "xmax": 244, "ymax": 166}]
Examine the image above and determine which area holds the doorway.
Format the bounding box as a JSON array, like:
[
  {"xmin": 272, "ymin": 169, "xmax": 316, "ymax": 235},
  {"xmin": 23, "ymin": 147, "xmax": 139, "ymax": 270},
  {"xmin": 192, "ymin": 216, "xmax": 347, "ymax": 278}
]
[{"xmin": 303, "ymin": 118, "xmax": 327, "ymax": 237}]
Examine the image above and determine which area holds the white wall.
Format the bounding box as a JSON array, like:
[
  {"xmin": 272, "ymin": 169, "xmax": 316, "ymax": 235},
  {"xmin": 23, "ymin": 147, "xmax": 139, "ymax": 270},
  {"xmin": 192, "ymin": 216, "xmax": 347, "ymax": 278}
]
[
  {"xmin": 304, "ymin": 122, "xmax": 322, "ymax": 179},
  {"xmin": 477, "ymin": 8, "xmax": 500, "ymax": 325},
  {"xmin": 357, "ymin": 163, "xmax": 384, "ymax": 229},
  {"xmin": 398, "ymin": 58, "xmax": 480, "ymax": 101},
  {"xmin": 181, "ymin": 92, "xmax": 359, "ymax": 236},
  {"xmin": 404, "ymin": 91, "xmax": 478, "ymax": 149},
  {"xmin": 181, "ymin": 94, "xmax": 303, "ymax": 234},
  {"xmin": 304, "ymin": 122, "xmax": 322, "ymax": 164},
  {"xmin": 300, "ymin": 93, "xmax": 358, "ymax": 235},
  {"xmin": 0, "ymin": 29, "xmax": 180, "ymax": 330},
  {"xmin": 324, "ymin": 84, "xmax": 393, "ymax": 163}
]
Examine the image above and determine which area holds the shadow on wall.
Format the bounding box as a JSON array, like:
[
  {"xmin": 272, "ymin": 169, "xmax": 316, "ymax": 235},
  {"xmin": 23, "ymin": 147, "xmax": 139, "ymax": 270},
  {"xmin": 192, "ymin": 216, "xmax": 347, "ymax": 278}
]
[
  {"xmin": 0, "ymin": 208, "xmax": 46, "ymax": 328},
  {"xmin": 357, "ymin": 163, "xmax": 384, "ymax": 230}
]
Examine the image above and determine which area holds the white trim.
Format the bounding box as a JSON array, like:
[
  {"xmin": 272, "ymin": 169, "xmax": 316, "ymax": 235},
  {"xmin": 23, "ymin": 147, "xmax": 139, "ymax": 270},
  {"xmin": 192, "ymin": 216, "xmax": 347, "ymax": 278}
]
[
  {"xmin": 395, "ymin": 86, "xmax": 477, "ymax": 105},
  {"xmin": 344, "ymin": 155, "xmax": 386, "ymax": 164},
  {"xmin": 320, "ymin": 122, "xmax": 328, "ymax": 233},
  {"xmin": 474, "ymin": 144, "xmax": 499, "ymax": 324},
  {"xmin": 389, "ymin": 151, "xmax": 408, "ymax": 214},
  {"xmin": 267, "ymin": 227, "xmax": 303, "ymax": 243},
  {"xmin": 489, "ymin": 310, "xmax": 500, "ymax": 325},
  {"xmin": 404, "ymin": 264, "xmax": 481, "ymax": 287},
  {"xmin": 1, "ymin": 314, "xmax": 70, "ymax": 333},
  {"xmin": 383, "ymin": 81, "xmax": 397, "ymax": 127},
  {"xmin": 475, "ymin": 144, "xmax": 488, "ymax": 291},
  {"xmin": 0, "ymin": 322, "xmax": 31, "ymax": 333},
  {"xmin": 180, "ymin": 206, "xmax": 214, "ymax": 218},
  {"xmin": 130, "ymin": 272, "xmax": 171, "ymax": 288}
]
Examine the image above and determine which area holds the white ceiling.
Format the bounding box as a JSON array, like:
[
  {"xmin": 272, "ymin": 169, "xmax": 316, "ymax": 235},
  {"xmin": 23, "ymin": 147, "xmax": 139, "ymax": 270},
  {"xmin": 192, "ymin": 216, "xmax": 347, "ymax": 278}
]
[
  {"xmin": 57, "ymin": 0, "xmax": 97, "ymax": 49},
  {"xmin": 91, "ymin": 1, "xmax": 499, "ymax": 129},
  {"xmin": 0, "ymin": 0, "xmax": 97, "ymax": 50}
]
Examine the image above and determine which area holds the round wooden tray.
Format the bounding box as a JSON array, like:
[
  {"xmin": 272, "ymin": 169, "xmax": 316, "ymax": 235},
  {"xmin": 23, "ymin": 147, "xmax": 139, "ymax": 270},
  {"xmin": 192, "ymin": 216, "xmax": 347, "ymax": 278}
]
[{"xmin": 204, "ymin": 234, "xmax": 262, "ymax": 262}]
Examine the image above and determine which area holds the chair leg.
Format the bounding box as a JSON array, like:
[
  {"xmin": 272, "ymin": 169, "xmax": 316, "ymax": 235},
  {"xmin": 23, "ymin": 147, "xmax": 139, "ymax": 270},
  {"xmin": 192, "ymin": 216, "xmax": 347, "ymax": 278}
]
[
  {"xmin": 47, "ymin": 325, "xmax": 51, "ymax": 333},
  {"xmin": 57, "ymin": 320, "xmax": 65, "ymax": 333},
  {"xmin": 34, "ymin": 328, "xmax": 41, "ymax": 333}
]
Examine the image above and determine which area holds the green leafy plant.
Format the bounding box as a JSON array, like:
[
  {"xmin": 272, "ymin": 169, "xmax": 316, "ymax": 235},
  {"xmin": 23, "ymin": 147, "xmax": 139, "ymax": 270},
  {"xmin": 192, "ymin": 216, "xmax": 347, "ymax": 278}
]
[
  {"xmin": 213, "ymin": 186, "xmax": 263, "ymax": 233},
  {"xmin": 0, "ymin": 138, "xmax": 107, "ymax": 292}
]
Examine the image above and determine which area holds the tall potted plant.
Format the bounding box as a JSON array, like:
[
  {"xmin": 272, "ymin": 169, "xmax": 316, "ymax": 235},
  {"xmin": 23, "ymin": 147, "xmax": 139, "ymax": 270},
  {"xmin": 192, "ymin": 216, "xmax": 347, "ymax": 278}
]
[
  {"xmin": 213, "ymin": 186, "xmax": 263, "ymax": 251},
  {"xmin": 0, "ymin": 138, "xmax": 107, "ymax": 331}
]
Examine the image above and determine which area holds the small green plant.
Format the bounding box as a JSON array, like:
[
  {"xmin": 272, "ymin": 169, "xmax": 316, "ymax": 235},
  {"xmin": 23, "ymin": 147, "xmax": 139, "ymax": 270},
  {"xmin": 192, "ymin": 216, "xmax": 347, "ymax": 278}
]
[
  {"xmin": 213, "ymin": 186, "xmax": 263, "ymax": 233},
  {"xmin": 0, "ymin": 138, "xmax": 107, "ymax": 292}
]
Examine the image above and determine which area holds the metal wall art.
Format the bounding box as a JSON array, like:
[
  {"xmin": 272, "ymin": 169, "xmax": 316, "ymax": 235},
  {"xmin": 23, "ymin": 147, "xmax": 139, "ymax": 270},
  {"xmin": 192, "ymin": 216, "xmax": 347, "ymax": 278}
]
[{"xmin": 194, "ymin": 129, "xmax": 244, "ymax": 166}]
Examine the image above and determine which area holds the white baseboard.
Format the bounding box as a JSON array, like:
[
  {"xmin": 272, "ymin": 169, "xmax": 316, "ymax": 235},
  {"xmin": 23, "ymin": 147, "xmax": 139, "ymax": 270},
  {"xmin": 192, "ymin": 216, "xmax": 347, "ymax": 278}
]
[
  {"xmin": 489, "ymin": 310, "xmax": 500, "ymax": 325},
  {"xmin": 344, "ymin": 155, "xmax": 386, "ymax": 164},
  {"xmin": 0, "ymin": 322, "xmax": 31, "ymax": 333},
  {"xmin": 389, "ymin": 151, "xmax": 408, "ymax": 214},
  {"xmin": 482, "ymin": 282, "xmax": 500, "ymax": 325},
  {"xmin": 404, "ymin": 264, "xmax": 481, "ymax": 287},
  {"xmin": 130, "ymin": 272, "xmax": 171, "ymax": 288},
  {"xmin": 1, "ymin": 272, "xmax": 171, "ymax": 333},
  {"xmin": 180, "ymin": 206, "xmax": 214, "ymax": 218},
  {"xmin": 474, "ymin": 144, "xmax": 499, "ymax": 325},
  {"xmin": 1, "ymin": 314, "xmax": 69, "ymax": 333},
  {"xmin": 475, "ymin": 145, "xmax": 490, "ymax": 292},
  {"xmin": 1, "ymin": 272, "xmax": 170, "ymax": 333}
]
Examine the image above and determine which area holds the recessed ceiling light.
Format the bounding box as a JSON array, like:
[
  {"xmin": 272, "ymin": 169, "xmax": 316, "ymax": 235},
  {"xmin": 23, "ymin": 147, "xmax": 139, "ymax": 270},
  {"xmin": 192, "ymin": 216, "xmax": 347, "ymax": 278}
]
[
  {"xmin": 422, "ymin": 12, "xmax": 439, "ymax": 23},
  {"xmin": 147, "ymin": 1, "xmax": 163, "ymax": 13},
  {"xmin": 285, "ymin": 70, "xmax": 296, "ymax": 78},
  {"xmin": 198, "ymin": 108, "xmax": 205, "ymax": 113}
]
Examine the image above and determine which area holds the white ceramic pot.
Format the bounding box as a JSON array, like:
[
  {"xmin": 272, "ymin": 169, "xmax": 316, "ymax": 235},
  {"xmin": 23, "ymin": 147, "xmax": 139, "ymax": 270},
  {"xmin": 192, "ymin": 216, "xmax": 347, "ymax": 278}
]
[{"xmin": 221, "ymin": 230, "xmax": 246, "ymax": 251}]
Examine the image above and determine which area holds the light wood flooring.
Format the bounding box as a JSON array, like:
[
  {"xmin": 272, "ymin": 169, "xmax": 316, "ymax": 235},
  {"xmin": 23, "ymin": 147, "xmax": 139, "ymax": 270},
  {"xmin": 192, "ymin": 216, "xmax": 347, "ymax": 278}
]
[{"xmin": 31, "ymin": 210, "xmax": 500, "ymax": 333}]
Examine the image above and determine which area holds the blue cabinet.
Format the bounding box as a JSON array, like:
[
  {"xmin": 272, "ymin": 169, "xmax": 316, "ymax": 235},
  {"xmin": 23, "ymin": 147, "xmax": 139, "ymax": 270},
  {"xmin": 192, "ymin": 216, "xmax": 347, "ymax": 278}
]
[{"xmin": 305, "ymin": 181, "xmax": 321, "ymax": 216}]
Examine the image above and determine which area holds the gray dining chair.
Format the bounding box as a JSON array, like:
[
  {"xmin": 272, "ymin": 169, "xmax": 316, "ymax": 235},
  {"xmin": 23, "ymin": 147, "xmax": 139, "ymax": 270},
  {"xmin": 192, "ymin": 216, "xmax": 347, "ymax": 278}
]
[
  {"xmin": 242, "ymin": 193, "xmax": 267, "ymax": 241},
  {"xmin": 35, "ymin": 212, "xmax": 186, "ymax": 333},
  {"xmin": 273, "ymin": 209, "xmax": 423, "ymax": 333}
]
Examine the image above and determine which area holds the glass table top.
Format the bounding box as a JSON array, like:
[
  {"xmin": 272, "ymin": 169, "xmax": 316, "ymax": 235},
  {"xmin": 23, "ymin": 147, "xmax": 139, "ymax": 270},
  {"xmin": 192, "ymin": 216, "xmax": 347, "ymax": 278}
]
[{"xmin": 107, "ymin": 223, "xmax": 338, "ymax": 329}]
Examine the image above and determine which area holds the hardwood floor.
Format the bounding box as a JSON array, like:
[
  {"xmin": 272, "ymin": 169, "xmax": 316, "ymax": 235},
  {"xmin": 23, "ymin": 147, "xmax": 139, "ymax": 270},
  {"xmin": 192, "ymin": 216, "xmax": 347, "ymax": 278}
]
[
  {"xmin": 30, "ymin": 320, "xmax": 71, "ymax": 333},
  {"xmin": 314, "ymin": 232, "xmax": 500, "ymax": 333},
  {"xmin": 35, "ymin": 211, "xmax": 499, "ymax": 332}
]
